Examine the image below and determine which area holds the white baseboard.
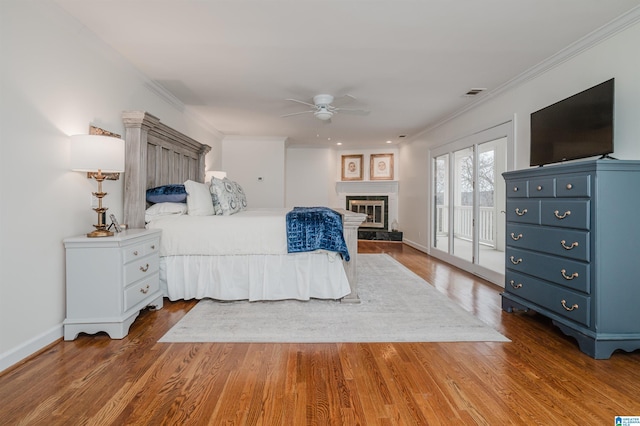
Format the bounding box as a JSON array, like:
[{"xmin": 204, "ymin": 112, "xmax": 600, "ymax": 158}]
[
  {"xmin": 402, "ymin": 238, "xmax": 428, "ymax": 253},
  {"xmin": 0, "ymin": 324, "xmax": 63, "ymax": 373}
]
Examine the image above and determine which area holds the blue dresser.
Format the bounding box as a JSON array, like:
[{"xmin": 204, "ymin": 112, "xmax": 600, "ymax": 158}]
[{"xmin": 502, "ymin": 160, "xmax": 640, "ymax": 359}]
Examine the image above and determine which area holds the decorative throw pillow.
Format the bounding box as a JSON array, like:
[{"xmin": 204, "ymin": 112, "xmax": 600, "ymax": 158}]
[
  {"xmin": 146, "ymin": 184, "xmax": 187, "ymax": 204},
  {"xmin": 232, "ymin": 181, "xmax": 248, "ymax": 210},
  {"xmin": 144, "ymin": 202, "xmax": 188, "ymax": 223},
  {"xmin": 184, "ymin": 180, "xmax": 215, "ymax": 216},
  {"xmin": 209, "ymin": 177, "xmax": 242, "ymax": 215}
]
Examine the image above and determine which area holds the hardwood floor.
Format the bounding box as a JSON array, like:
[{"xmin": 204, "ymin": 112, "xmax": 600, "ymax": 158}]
[{"xmin": 1, "ymin": 241, "xmax": 639, "ymax": 425}]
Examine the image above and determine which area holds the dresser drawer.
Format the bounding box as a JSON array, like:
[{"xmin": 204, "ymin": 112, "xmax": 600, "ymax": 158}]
[
  {"xmin": 124, "ymin": 238, "xmax": 160, "ymax": 264},
  {"xmin": 124, "ymin": 255, "xmax": 159, "ymax": 286},
  {"xmin": 507, "ymin": 179, "xmax": 528, "ymax": 198},
  {"xmin": 505, "ymin": 270, "xmax": 590, "ymax": 326},
  {"xmin": 506, "ymin": 200, "xmax": 540, "ymax": 224},
  {"xmin": 540, "ymin": 200, "xmax": 590, "ymax": 230},
  {"xmin": 506, "ymin": 247, "xmax": 589, "ymax": 293},
  {"xmin": 556, "ymin": 174, "xmax": 590, "ymax": 197},
  {"xmin": 529, "ymin": 178, "xmax": 555, "ymax": 197},
  {"xmin": 506, "ymin": 224, "xmax": 589, "ymax": 261},
  {"xmin": 124, "ymin": 274, "xmax": 160, "ymax": 311}
]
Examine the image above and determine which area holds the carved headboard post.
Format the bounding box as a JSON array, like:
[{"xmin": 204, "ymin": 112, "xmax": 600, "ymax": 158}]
[
  {"xmin": 122, "ymin": 111, "xmax": 212, "ymax": 230},
  {"xmin": 123, "ymin": 111, "xmax": 160, "ymax": 228}
]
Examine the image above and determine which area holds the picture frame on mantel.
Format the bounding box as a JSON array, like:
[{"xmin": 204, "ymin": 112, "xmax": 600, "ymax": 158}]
[
  {"xmin": 341, "ymin": 154, "xmax": 364, "ymax": 181},
  {"xmin": 370, "ymin": 153, "xmax": 394, "ymax": 180}
]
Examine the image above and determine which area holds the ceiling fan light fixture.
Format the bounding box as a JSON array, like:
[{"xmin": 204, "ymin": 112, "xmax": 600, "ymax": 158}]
[{"xmin": 314, "ymin": 110, "xmax": 333, "ymax": 121}]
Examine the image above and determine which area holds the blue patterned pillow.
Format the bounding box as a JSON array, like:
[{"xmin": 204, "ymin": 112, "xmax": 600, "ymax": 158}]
[
  {"xmin": 146, "ymin": 184, "xmax": 187, "ymax": 203},
  {"xmin": 209, "ymin": 177, "xmax": 247, "ymax": 215}
]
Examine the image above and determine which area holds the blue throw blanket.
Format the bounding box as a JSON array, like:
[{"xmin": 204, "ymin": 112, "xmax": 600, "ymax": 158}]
[{"xmin": 286, "ymin": 207, "xmax": 350, "ymax": 261}]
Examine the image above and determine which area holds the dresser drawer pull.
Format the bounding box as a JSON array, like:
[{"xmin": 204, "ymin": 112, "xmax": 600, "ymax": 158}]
[
  {"xmin": 513, "ymin": 186, "xmax": 519, "ymax": 192},
  {"xmin": 510, "ymin": 233, "xmax": 523, "ymax": 241},
  {"xmin": 150, "ymin": 245, "xmax": 156, "ymax": 250},
  {"xmin": 515, "ymin": 208, "xmax": 527, "ymax": 216},
  {"xmin": 139, "ymin": 263, "xmax": 149, "ymax": 273},
  {"xmin": 140, "ymin": 284, "xmax": 150, "ymax": 294},
  {"xmin": 509, "ymin": 256, "xmax": 523, "ymax": 265},
  {"xmin": 509, "ymin": 280, "xmax": 523, "ymax": 289},
  {"xmin": 133, "ymin": 250, "xmax": 139, "ymax": 256},
  {"xmin": 560, "ymin": 269, "xmax": 578, "ymax": 280},
  {"xmin": 560, "ymin": 240, "xmax": 579, "ymax": 250},
  {"xmin": 561, "ymin": 299, "xmax": 579, "ymax": 311},
  {"xmin": 554, "ymin": 210, "xmax": 571, "ymax": 219},
  {"xmin": 566, "ymin": 183, "xmax": 573, "ymax": 190},
  {"xmin": 536, "ymin": 185, "xmax": 543, "ymax": 191}
]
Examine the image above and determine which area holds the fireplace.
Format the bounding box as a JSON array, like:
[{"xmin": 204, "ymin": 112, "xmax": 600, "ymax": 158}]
[
  {"xmin": 336, "ymin": 180, "xmax": 401, "ymax": 241},
  {"xmin": 346, "ymin": 196, "xmax": 388, "ymax": 230}
]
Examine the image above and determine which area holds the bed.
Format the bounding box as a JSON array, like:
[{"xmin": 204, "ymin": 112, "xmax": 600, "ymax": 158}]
[{"xmin": 122, "ymin": 111, "xmax": 366, "ymax": 302}]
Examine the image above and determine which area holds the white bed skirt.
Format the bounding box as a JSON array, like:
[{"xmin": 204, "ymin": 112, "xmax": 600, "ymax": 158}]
[{"xmin": 159, "ymin": 252, "xmax": 351, "ymax": 302}]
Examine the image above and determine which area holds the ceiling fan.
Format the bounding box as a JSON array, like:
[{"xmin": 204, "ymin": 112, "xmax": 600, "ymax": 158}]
[{"xmin": 281, "ymin": 94, "xmax": 370, "ymax": 122}]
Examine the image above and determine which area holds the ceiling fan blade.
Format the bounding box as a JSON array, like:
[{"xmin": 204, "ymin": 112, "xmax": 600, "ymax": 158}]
[
  {"xmin": 332, "ymin": 94, "xmax": 357, "ymax": 106},
  {"xmin": 281, "ymin": 110, "xmax": 315, "ymax": 118},
  {"xmin": 285, "ymin": 98, "xmax": 316, "ymax": 108},
  {"xmin": 334, "ymin": 108, "xmax": 370, "ymax": 115}
]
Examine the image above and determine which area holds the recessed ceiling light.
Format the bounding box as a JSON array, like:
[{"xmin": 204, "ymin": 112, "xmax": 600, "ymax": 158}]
[
  {"xmin": 386, "ymin": 140, "xmax": 392, "ymax": 144},
  {"xmin": 336, "ymin": 142, "xmax": 342, "ymax": 146}
]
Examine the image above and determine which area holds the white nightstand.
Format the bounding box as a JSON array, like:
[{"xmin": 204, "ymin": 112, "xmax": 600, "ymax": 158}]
[{"xmin": 63, "ymin": 228, "xmax": 163, "ymax": 340}]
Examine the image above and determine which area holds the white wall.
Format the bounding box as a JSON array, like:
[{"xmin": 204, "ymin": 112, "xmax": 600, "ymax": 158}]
[
  {"xmin": 285, "ymin": 147, "xmax": 338, "ymax": 208},
  {"xmin": 399, "ymin": 19, "xmax": 640, "ymax": 251},
  {"xmin": 0, "ymin": 1, "xmax": 222, "ymax": 372},
  {"xmin": 221, "ymin": 136, "xmax": 287, "ymax": 208}
]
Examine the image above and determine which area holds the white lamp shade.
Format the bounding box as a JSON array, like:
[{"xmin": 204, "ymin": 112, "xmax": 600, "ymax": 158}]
[{"xmin": 70, "ymin": 134, "xmax": 125, "ymax": 173}]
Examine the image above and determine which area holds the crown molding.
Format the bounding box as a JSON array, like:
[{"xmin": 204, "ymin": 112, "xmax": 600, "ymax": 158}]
[{"xmin": 420, "ymin": 6, "xmax": 640, "ymax": 136}]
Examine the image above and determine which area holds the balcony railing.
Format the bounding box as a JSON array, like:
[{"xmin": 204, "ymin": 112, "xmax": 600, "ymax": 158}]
[{"xmin": 435, "ymin": 205, "xmax": 495, "ymax": 246}]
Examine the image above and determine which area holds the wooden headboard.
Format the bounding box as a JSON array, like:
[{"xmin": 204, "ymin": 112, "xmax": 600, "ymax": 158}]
[{"xmin": 122, "ymin": 111, "xmax": 211, "ymax": 228}]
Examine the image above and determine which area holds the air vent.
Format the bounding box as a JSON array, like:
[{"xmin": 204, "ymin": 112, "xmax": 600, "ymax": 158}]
[{"xmin": 464, "ymin": 88, "xmax": 486, "ymax": 96}]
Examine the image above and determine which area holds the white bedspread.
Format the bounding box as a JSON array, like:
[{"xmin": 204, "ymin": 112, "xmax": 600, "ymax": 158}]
[
  {"xmin": 146, "ymin": 208, "xmax": 352, "ymax": 301},
  {"xmin": 146, "ymin": 208, "xmax": 289, "ymax": 256}
]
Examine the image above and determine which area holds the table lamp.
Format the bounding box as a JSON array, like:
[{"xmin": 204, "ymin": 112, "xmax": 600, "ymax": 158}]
[{"xmin": 70, "ymin": 134, "xmax": 125, "ymax": 237}]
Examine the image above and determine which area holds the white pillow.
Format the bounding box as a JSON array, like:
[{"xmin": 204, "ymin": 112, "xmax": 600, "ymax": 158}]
[
  {"xmin": 184, "ymin": 180, "xmax": 215, "ymax": 216},
  {"xmin": 145, "ymin": 202, "xmax": 188, "ymax": 223}
]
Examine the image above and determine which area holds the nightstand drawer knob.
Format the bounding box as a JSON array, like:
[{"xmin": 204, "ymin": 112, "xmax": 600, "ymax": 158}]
[
  {"xmin": 140, "ymin": 263, "xmax": 149, "ymax": 272},
  {"xmin": 150, "ymin": 245, "xmax": 156, "ymax": 250},
  {"xmin": 133, "ymin": 251, "xmax": 139, "ymax": 256},
  {"xmin": 140, "ymin": 284, "xmax": 150, "ymax": 294}
]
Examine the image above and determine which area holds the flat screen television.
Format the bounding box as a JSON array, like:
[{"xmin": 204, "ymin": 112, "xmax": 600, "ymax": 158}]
[{"xmin": 530, "ymin": 78, "xmax": 614, "ymax": 167}]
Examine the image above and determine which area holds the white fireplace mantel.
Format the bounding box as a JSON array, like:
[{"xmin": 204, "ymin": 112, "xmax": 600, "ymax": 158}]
[{"xmin": 335, "ymin": 180, "xmax": 399, "ymax": 195}]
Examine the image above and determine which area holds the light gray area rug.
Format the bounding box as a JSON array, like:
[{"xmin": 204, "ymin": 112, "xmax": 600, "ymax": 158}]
[{"xmin": 159, "ymin": 254, "xmax": 509, "ymax": 343}]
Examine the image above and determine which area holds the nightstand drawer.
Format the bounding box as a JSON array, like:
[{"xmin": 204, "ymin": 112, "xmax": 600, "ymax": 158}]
[
  {"xmin": 124, "ymin": 275, "xmax": 160, "ymax": 311},
  {"xmin": 505, "ymin": 271, "xmax": 590, "ymax": 327},
  {"xmin": 124, "ymin": 239, "xmax": 160, "ymax": 264},
  {"xmin": 125, "ymin": 255, "xmax": 159, "ymax": 285}
]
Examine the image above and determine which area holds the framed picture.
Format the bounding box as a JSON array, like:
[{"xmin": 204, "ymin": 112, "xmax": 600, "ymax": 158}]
[
  {"xmin": 370, "ymin": 153, "xmax": 394, "ymax": 180},
  {"xmin": 341, "ymin": 154, "xmax": 364, "ymax": 181}
]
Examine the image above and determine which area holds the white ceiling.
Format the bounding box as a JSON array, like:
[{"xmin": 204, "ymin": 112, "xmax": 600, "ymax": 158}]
[{"xmin": 55, "ymin": 0, "xmax": 640, "ymax": 148}]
